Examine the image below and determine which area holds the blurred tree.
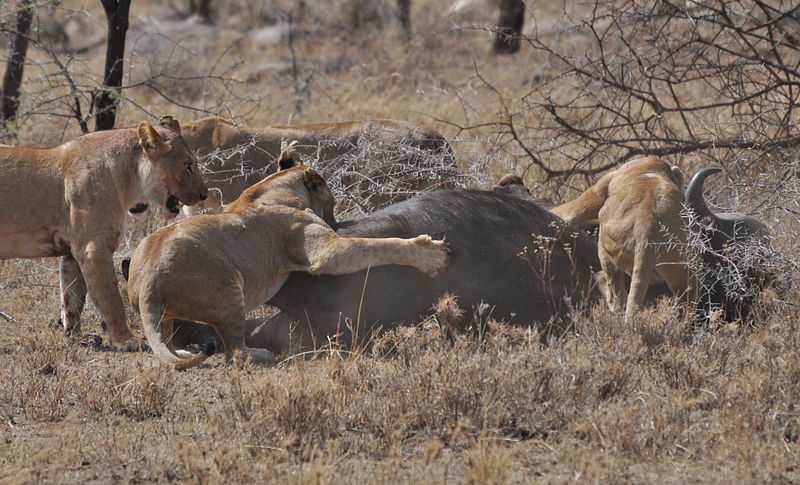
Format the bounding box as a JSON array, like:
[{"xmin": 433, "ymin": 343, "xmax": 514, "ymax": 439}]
[
  {"xmin": 189, "ymin": 0, "xmax": 211, "ymax": 22},
  {"xmin": 1, "ymin": 0, "xmax": 34, "ymax": 132},
  {"xmin": 398, "ymin": 0, "xmax": 411, "ymax": 41},
  {"xmin": 493, "ymin": 0, "xmax": 524, "ymax": 54},
  {"xmin": 95, "ymin": 0, "xmax": 132, "ymax": 131}
]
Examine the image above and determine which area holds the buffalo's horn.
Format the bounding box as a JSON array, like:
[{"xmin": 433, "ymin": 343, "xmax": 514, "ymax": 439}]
[
  {"xmin": 685, "ymin": 167, "xmax": 722, "ymax": 220},
  {"xmin": 685, "ymin": 167, "xmax": 768, "ymax": 238}
]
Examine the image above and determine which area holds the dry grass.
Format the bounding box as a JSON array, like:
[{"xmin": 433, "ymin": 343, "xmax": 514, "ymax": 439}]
[
  {"xmin": 2, "ymin": 0, "xmax": 800, "ymax": 483},
  {"xmin": 2, "ymin": 277, "xmax": 800, "ymax": 483}
]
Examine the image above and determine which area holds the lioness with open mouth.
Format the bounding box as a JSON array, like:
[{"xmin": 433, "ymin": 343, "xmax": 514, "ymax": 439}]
[
  {"xmin": 0, "ymin": 117, "xmax": 208, "ymax": 350},
  {"xmin": 126, "ymin": 149, "xmax": 449, "ymax": 370}
]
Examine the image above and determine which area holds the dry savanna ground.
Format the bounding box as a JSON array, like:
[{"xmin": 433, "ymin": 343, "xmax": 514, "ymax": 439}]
[{"xmin": 2, "ymin": 0, "xmax": 800, "ymax": 483}]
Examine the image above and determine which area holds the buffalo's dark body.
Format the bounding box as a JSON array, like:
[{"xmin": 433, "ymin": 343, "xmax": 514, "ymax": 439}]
[
  {"xmin": 257, "ymin": 189, "xmax": 600, "ymax": 351},
  {"xmin": 694, "ymin": 225, "xmax": 772, "ymax": 324},
  {"xmin": 685, "ymin": 167, "xmax": 774, "ymax": 324}
]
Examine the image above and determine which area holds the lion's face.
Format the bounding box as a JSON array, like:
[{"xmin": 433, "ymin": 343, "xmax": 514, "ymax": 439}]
[{"xmin": 138, "ymin": 121, "xmax": 208, "ymax": 218}]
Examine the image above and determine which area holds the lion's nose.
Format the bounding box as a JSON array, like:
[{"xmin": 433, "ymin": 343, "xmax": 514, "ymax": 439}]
[{"xmin": 198, "ymin": 188, "xmax": 208, "ymax": 201}]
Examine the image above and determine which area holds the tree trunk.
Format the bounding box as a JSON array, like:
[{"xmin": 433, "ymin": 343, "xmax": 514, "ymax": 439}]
[
  {"xmin": 397, "ymin": 0, "xmax": 411, "ymax": 41},
  {"xmin": 1, "ymin": 1, "xmax": 34, "ymax": 126},
  {"xmin": 95, "ymin": 0, "xmax": 131, "ymax": 132},
  {"xmin": 189, "ymin": 0, "xmax": 212, "ymax": 22},
  {"xmin": 493, "ymin": 0, "xmax": 524, "ymax": 54}
]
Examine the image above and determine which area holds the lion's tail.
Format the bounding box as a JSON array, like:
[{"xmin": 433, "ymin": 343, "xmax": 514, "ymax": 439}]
[
  {"xmin": 551, "ymin": 173, "xmax": 612, "ymax": 226},
  {"xmin": 140, "ymin": 297, "xmax": 214, "ymax": 371}
]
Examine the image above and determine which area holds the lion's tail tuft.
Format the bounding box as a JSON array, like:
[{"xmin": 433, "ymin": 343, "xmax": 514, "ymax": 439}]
[{"xmin": 140, "ymin": 297, "xmax": 212, "ymax": 371}]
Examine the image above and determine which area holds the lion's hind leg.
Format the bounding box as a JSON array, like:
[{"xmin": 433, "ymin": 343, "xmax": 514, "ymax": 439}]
[
  {"xmin": 598, "ymin": 239, "xmax": 627, "ymax": 314},
  {"xmin": 194, "ymin": 291, "xmax": 276, "ymax": 366},
  {"xmin": 214, "ymin": 318, "xmax": 276, "ymax": 366},
  {"xmin": 626, "ymin": 242, "xmax": 657, "ymax": 321},
  {"xmin": 655, "ymin": 255, "xmax": 697, "ymax": 311}
]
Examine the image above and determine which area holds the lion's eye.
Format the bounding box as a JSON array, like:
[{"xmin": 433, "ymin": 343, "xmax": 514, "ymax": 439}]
[{"xmin": 186, "ymin": 164, "xmax": 193, "ymax": 173}]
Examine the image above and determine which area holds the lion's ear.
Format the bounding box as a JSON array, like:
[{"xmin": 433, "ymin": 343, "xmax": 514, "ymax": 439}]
[
  {"xmin": 278, "ymin": 154, "xmax": 295, "ymax": 171},
  {"xmin": 159, "ymin": 115, "xmax": 181, "ymax": 134},
  {"xmin": 277, "ymin": 140, "xmax": 299, "ymax": 171},
  {"xmin": 138, "ymin": 121, "xmax": 169, "ymax": 156},
  {"xmin": 670, "ymin": 165, "xmax": 685, "ymax": 187},
  {"xmin": 303, "ymin": 168, "xmax": 327, "ymax": 194}
]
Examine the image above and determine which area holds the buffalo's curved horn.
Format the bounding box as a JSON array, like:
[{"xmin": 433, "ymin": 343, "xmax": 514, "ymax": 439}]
[
  {"xmin": 685, "ymin": 167, "xmax": 722, "ymax": 220},
  {"xmin": 685, "ymin": 167, "xmax": 768, "ymax": 239}
]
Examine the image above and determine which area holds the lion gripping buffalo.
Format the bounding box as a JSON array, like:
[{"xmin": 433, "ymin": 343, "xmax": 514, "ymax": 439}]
[
  {"xmin": 553, "ymin": 156, "xmax": 773, "ymax": 324},
  {"xmin": 1, "ymin": 111, "xmax": 776, "ymax": 365},
  {"xmin": 126, "ymin": 147, "xmax": 449, "ymax": 370}
]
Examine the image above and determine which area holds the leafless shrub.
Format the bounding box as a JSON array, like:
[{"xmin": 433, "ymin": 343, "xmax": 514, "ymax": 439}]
[
  {"xmin": 449, "ymin": 0, "xmax": 800, "ymax": 184},
  {"xmin": 196, "ymin": 131, "xmax": 489, "ymax": 216}
]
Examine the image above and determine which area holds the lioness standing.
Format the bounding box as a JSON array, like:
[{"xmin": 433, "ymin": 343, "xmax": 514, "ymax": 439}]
[
  {"xmin": 0, "ymin": 119, "xmax": 208, "ymax": 349},
  {"xmin": 553, "ymin": 156, "xmax": 696, "ymax": 320},
  {"xmin": 127, "ymin": 156, "xmax": 449, "ymax": 370}
]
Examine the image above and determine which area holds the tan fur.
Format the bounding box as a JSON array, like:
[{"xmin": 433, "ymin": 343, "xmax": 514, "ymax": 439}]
[
  {"xmin": 0, "ymin": 120, "xmax": 207, "ymax": 349},
  {"xmin": 552, "ymin": 156, "xmax": 696, "ymax": 320},
  {"xmin": 179, "ymin": 116, "xmax": 455, "ymax": 210},
  {"xmin": 127, "ymin": 165, "xmax": 449, "ymax": 370}
]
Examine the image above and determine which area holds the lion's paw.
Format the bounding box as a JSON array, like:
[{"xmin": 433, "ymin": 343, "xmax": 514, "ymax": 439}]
[{"xmin": 411, "ymin": 235, "xmax": 449, "ymax": 277}]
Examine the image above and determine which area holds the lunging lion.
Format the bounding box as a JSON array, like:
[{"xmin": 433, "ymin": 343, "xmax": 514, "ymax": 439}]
[
  {"xmin": 126, "ymin": 148, "xmax": 449, "ymax": 370},
  {"xmin": 0, "ymin": 117, "xmax": 208, "ymax": 349},
  {"xmin": 552, "ymin": 156, "xmax": 696, "ymax": 320}
]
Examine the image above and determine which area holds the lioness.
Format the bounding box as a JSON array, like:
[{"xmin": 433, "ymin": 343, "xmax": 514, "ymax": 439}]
[
  {"xmin": 126, "ymin": 152, "xmax": 449, "ymax": 370},
  {"xmin": 552, "ymin": 156, "xmax": 696, "ymax": 320},
  {"xmin": 0, "ymin": 118, "xmax": 208, "ymax": 349},
  {"xmin": 179, "ymin": 116, "xmax": 458, "ymax": 213}
]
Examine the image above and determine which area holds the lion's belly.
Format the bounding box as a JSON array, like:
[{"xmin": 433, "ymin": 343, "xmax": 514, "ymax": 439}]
[
  {"xmin": 0, "ymin": 227, "xmax": 70, "ymax": 259},
  {"xmin": 243, "ymin": 272, "xmax": 289, "ymax": 311}
]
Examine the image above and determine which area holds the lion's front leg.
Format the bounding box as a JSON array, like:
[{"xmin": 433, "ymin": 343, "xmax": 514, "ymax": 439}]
[
  {"xmin": 75, "ymin": 244, "xmax": 144, "ymax": 351},
  {"xmin": 302, "ymin": 227, "xmax": 449, "ymax": 277},
  {"xmin": 59, "ymin": 255, "xmax": 87, "ymax": 337}
]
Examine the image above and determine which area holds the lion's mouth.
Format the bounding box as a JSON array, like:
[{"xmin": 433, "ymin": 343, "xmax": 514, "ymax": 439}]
[
  {"xmin": 166, "ymin": 194, "xmax": 183, "ymax": 215},
  {"xmin": 128, "ymin": 202, "xmax": 148, "ymax": 214}
]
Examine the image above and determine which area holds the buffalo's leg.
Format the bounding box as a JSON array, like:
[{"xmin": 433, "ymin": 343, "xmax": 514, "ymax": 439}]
[{"xmin": 59, "ymin": 255, "xmax": 87, "ymax": 337}]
